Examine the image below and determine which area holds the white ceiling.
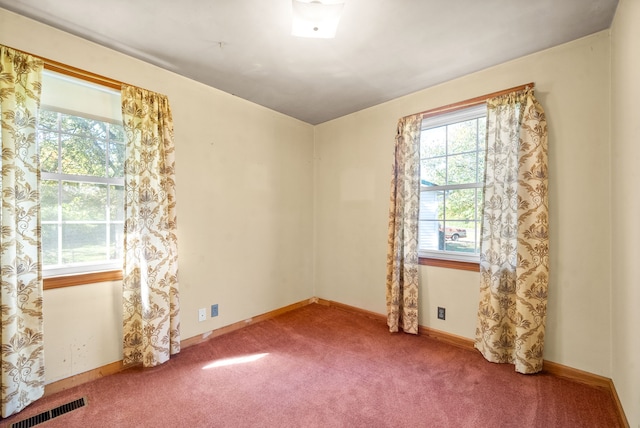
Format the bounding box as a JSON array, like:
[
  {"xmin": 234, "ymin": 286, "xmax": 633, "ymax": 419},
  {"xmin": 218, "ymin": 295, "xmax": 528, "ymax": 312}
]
[{"xmin": 0, "ymin": 0, "xmax": 618, "ymax": 125}]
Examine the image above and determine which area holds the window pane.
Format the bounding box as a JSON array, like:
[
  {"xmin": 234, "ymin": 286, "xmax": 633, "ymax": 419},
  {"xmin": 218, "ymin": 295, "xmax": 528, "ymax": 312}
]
[
  {"xmin": 39, "ymin": 131, "xmax": 59, "ymax": 173},
  {"xmin": 473, "ymin": 222, "xmax": 482, "ymax": 253},
  {"xmin": 109, "ymin": 124, "xmax": 125, "ymax": 141},
  {"xmin": 61, "ymin": 224, "xmax": 107, "ymax": 264},
  {"xmin": 41, "ymin": 180, "xmax": 58, "ymax": 221},
  {"xmin": 419, "ymin": 221, "xmax": 442, "ymax": 251},
  {"xmin": 448, "ymin": 119, "xmax": 478, "ymax": 154},
  {"xmin": 475, "ymin": 191, "xmax": 483, "ymax": 253},
  {"xmin": 60, "ymin": 113, "xmax": 107, "ymax": 139},
  {"xmin": 420, "ymin": 126, "xmax": 446, "ymax": 158},
  {"xmin": 38, "ymin": 95, "xmax": 124, "ymax": 273},
  {"xmin": 445, "ymin": 188, "xmax": 477, "ymax": 221},
  {"xmin": 477, "ymin": 150, "xmax": 485, "ymax": 182},
  {"xmin": 62, "ymin": 182, "xmax": 107, "ymax": 221},
  {"xmin": 419, "ymin": 105, "xmax": 486, "ymax": 262},
  {"xmin": 447, "ymin": 152, "xmax": 477, "ymax": 185},
  {"xmin": 421, "ymin": 157, "xmax": 446, "ymax": 186},
  {"xmin": 419, "ymin": 189, "xmax": 443, "ymax": 221},
  {"xmin": 110, "ymin": 185, "xmax": 125, "ymax": 221},
  {"xmin": 42, "ymin": 223, "xmax": 59, "ymax": 265},
  {"xmin": 443, "ymin": 221, "xmax": 474, "ymax": 253},
  {"xmin": 110, "ymin": 222, "xmax": 124, "ymax": 260},
  {"xmin": 419, "ymin": 190, "xmax": 444, "ymax": 252},
  {"xmin": 61, "ymin": 134, "xmax": 107, "ymax": 176},
  {"xmin": 38, "ymin": 110, "xmax": 58, "ymax": 131},
  {"xmin": 108, "ymin": 140, "xmax": 125, "ymax": 178}
]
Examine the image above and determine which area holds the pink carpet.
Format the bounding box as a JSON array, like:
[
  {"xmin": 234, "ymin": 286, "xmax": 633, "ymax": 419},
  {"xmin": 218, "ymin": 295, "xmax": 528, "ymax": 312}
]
[{"xmin": 2, "ymin": 304, "xmax": 622, "ymax": 427}]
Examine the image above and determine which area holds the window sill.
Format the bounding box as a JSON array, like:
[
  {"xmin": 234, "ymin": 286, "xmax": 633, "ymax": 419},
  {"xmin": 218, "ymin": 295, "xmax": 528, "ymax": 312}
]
[
  {"xmin": 419, "ymin": 257, "xmax": 480, "ymax": 272},
  {"xmin": 43, "ymin": 270, "xmax": 123, "ymax": 290}
]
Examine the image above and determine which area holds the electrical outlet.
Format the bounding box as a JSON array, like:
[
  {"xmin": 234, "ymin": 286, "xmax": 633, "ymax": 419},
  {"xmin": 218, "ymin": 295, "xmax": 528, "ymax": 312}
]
[
  {"xmin": 437, "ymin": 307, "xmax": 446, "ymax": 320},
  {"xmin": 198, "ymin": 308, "xmax": 206, "ymax": 322},
  {"xmin": 211, "ymin": 304, "xmax": 218, "ymax": 317}
]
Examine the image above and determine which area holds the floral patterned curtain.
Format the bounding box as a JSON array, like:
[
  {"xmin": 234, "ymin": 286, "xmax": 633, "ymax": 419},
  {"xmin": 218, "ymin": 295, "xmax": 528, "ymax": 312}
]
[
  {"xmin": 475, "ymin": 88, "xmax": 549, "ymax": 374},
  {"xmin": 386, "ymin": 114, "xmax": 422, "ymax": 334},
  {"xmin": 121, "ymin": 85, "xmax": 181, "ymax": 367},
  {"xmin": 0, "ymin": 45, "xmax": 44, "ymax": 417}
]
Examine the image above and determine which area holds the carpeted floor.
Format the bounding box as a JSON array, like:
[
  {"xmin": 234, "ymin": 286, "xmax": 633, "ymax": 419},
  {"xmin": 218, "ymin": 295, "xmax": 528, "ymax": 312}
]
[{"xmin": 1, "ymin": 304, "xmax": 622, "ymax": 427}]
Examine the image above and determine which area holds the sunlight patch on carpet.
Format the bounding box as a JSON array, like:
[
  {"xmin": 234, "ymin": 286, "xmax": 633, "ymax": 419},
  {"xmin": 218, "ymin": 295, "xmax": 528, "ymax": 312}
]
[{"xmin": 202, "ymin": 353, "xmax": 269, "ymax": 369}]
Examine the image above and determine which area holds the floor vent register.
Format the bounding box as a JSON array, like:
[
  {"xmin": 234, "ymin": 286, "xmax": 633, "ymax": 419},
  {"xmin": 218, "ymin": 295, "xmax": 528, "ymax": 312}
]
[{"xmin": 10, "ymin": 397, "xmax": 87, "ymax": 428}]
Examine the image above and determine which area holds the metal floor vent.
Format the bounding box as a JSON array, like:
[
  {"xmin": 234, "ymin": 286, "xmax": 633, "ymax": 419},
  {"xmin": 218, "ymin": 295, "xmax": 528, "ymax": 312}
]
[{"xmin": 10, "ymin": 397, "xmax": 87, "ymax": 428}]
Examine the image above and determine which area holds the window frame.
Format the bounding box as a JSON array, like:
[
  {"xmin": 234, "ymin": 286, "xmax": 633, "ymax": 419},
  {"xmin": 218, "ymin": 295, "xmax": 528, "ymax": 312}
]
[
  {"xmin": 45, "ymin": 270, "xmax": 123, "ymax": 289},
  {"xmin": 419, "ymin": 104, "xmax": 486, "ymax": 265},
  {"xmin": 415, "ymin": 83, "xmax": 534, "ymax": 271},
  {"xmin": 39, "ymin": 107, "xmax": 126, "ymax": 279},
  {"xmin": 37, "ymin": 57, "xmax": 126, "ymax": 290}
]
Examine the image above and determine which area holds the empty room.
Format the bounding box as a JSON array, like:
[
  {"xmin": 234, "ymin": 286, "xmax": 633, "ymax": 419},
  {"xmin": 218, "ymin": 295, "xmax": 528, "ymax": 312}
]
[{"xmin": 0, "ymin": 0, "xmax": 637, "ymax": 427}]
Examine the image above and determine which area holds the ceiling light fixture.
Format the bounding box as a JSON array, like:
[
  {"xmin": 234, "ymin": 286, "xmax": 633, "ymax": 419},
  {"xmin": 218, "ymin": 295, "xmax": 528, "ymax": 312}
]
[{"xmin": 291, "ymin": 0, "xmax": 345, "ymax": 39}]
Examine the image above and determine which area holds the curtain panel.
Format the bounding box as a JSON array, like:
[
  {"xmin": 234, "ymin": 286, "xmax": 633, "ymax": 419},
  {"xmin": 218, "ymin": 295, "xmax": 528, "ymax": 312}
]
[
  {"xmin": 386, "ymin": 114, "xmax": 422, "ymax": 335},
  {"xmin": 121, "ymin": 85, "xmax": 181, "ymax": 367},
  {"xmin": 0, "ymin": 45, "xmax": 45, "ymax": 417},
  {"xmin": 475, "ymin": 88, "xmax": 549, "ymax": 374}
]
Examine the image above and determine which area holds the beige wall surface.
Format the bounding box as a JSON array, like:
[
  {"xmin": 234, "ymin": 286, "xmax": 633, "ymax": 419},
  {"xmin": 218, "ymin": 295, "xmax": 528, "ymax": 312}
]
[
  {"xmin": 43, "ymin": 282, "xmax": 122, "ymax": 383},
  {"xmin": 314, "ymin": 31, "xmax": 612, "ymax": 376},
  {"xmin": 611, "ymin": 0, "xmax": 640, "ymax": 426},
  {"xmin": 1, "ymin": 8, "xmax": 315, "ymax": 383}
]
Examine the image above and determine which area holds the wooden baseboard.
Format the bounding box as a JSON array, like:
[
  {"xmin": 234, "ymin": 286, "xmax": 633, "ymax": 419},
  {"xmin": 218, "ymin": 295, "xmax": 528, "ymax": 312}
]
[
  {"xmin": 44, "ymin": 360, "xmax": 124, "ymax": 396},
  {"xmin": 320, "ymin": 298, "xmax": 477, "ymax": 351},
  {"xmin": 542, "ymin": 360, "xmax": 630, "ymax": 427},
  {"xmin": 609, "ymin": 378, "xmax": 631, "ymax": 428},
  {"xmin": 181, "ymin": 298, "xmax": 317, "ymax": 349},
  {"xmin": 43, "ymin": 297, "xmax": 318, "ymax": 397},
  {"xmin": 41, "ymin": 297, "xmax": 630, "ymax": 427},
  {"xmin": 542, "ymin": 360, "xmax": 611, "ymax": 389},
  {"xmin": 320, "ymin": 298, "xmax": 629, "ymax": 427},
  {"xmin": 318, "ymin": 299, "xmax": 387, "ymax": 323}
]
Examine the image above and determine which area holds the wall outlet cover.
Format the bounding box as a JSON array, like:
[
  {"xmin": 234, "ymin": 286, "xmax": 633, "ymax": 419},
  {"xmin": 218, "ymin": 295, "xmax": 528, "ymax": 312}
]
[
  {"xmin": 211, "ymin": 304, "xmax": 219, "ymax": 317},
  {"xmin": 198, "ymin": 308, "xmax": 206, "ymax": 322},
  {"xmin": 437, "ymin": 307, "xmax": 446, "ymax": 320}
]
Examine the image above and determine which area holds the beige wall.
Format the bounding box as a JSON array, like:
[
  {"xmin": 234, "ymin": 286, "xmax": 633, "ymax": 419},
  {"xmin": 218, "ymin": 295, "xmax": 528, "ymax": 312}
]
[
  {"xmin": 1, "ymin": 9, "xmax": 315, "ymax": 383},
  {"xmin": 611, "ymin": 0, "xmax": 640, "ymax": 426},
  {"xmin": 44, "ymin": 282, "xmax": 122, "ymax": 381},
  {"xmin": 315, "ymin": 31, "xmax": 612, "ymax": 376}
]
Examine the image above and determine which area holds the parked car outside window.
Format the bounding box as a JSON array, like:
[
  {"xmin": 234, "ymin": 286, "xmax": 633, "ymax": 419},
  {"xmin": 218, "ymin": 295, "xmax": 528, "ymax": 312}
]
[{"xmin": 439, "ymin": 225, "xmax": 467, "ymax": 241}]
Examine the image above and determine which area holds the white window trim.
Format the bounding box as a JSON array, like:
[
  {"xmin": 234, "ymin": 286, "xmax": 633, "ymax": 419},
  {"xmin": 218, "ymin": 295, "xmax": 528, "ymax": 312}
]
[
  {"xmin": 38, "ymin": 103, "xmax": 125, "ymax": 278},
  {"xmin": 43, "ymin": 261, "xmax": 122, "ymax": 279},
  {"xmin": 418, "ymin": 103, "xmax": 486, "ymax": 263},
  {"xmin": 421, "ymin": 104, "xmax": 486, "ymax": 131}
]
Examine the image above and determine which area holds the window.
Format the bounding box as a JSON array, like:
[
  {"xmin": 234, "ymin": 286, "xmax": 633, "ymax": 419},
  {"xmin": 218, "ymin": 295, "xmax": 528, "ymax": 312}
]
[
  {"xmin": 38, "ymin": 71, "xmax": 125, "ymax": 278},
  {"xmin": 419, "ymin": 104, "xmax": 486, "ymax": 264}
]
